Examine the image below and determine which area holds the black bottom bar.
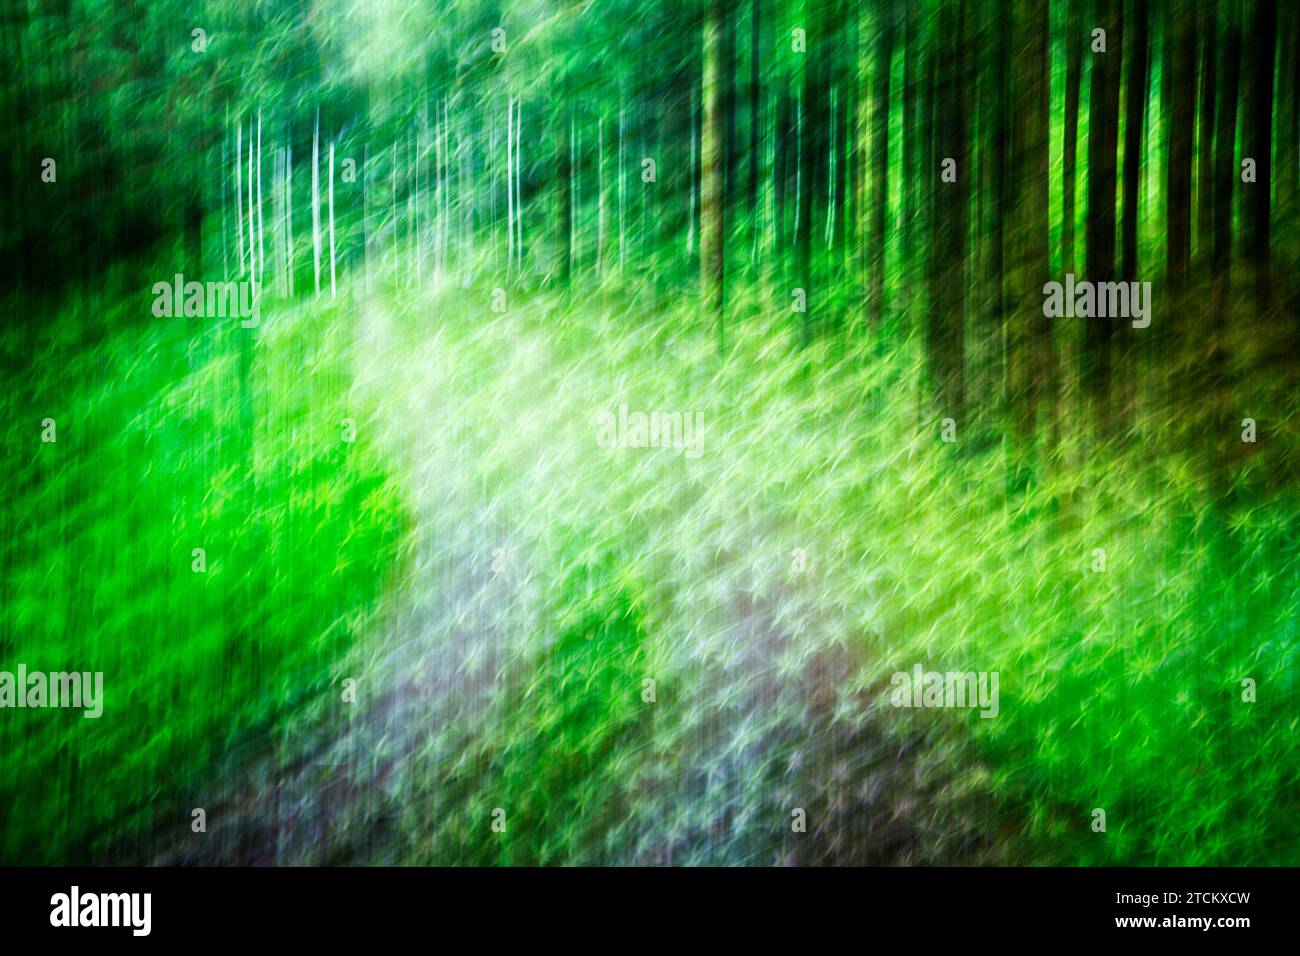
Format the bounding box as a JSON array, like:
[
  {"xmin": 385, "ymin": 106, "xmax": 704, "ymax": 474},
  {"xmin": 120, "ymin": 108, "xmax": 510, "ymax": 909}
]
[{"xmin": 0, "ymin": 866, "xmax": 1287, "ymax": 943}]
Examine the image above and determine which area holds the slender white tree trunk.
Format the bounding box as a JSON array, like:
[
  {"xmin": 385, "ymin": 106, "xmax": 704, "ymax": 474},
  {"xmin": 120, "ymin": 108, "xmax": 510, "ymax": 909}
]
[
  {"xmin": 362, "ymin": 144, "xmax": 371, "ymax": 291},
  {"xmin": 515, "ymin": 99, "xmax": 523, "ymax": 270},
  {"xmin": 433, "ymin": 108, "xmax": 441, "ymax": 280},
  {"xmin": 444, "ymin": 98, "xmax": 451, "ymax": 277},
  {"xmin": 256, "ymin": 109, "xmax": 264, "ymax": 288},
  {"xmin": 618, "ymin": 99, "xmax": 625, "ymax": 275},
  {"xmin": 570, "ymin": 112, "xmax": 576, "ymax": 272},
  {"xmin": 825, "ymin": 85, "xmax": 836, "ymax": 249},
  {"xmin": 597, "ymin": 115, "xmax": 606, "ymax": 276},
  {"xmin": 415, "ymin": 120, "xmax": 423, "ymax": 287},
  {"xmin": 312, "ymin": 110, "xmax": 321, "ymax": 296},
  {"xmin": 328, "ymin": 140, "xmax": 336, "ymax": 299},
  {"xmin": 687, "ymin": 86, "xmax": 696, "ymax": 258},
  {"xmin": 286, "ymin": 140, "xmax": 294, "ymax": 298},
  {"xmin": 246, "ymin": 119, "xmax": 256, "ymax": 296},
  {"xmin": 506, "ymin": 95, "xmax": 514, "ymax": 275},
  {"xmin": 406, "ymin": 133, "xmax": 414, "ymax": 288},
  {"xmin": 490, "ymin": 120, "xmax": 497, "ymax": 274},
  {"xmin": 444, "ymin": 105, "xmax": 452, "ymax": 280},
  {"xmin": 272, "ymin": 148, "xmax": 282, "ymax": 296},
  {"xmin": 438, "ymin": 102, "xmax": 445, "ymax": 279},
  {"xmin": 455, "ymin": 108, "xmax": 463, "ymax": 283},
  {"xmin": 463, "ymin": 125, "xmax": 473, "ymax": 285},
  {"xmin": 222, "ymin": 113, "xmax": 230, "ymax": 278},
  {"xmin": 235, "ymin": 118, "xmax": 245, "ymax": 276},
  {"xmin": 390, "ymin": 141, "xmax": 398, "ymax": 277}
]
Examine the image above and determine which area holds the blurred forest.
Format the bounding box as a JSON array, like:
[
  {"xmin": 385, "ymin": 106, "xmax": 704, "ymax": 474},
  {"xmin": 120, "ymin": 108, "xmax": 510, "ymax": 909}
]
[{"xmin": 0, "ymin": 0, "xmax": 1297, "ymax": 865}]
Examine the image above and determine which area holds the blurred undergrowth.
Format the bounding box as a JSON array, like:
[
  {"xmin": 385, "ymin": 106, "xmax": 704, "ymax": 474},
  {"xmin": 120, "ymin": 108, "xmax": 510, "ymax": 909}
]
[
  {"xmin": 2, "ymin": 267, "xmax": 1296, "ymax": 864},
  {"xmin": 0, "ymin": 284, "xmax": 407, "ymax": 863}
]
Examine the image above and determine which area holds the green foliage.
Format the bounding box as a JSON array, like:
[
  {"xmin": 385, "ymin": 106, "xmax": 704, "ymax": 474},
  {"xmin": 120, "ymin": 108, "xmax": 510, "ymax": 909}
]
[{"xmin": 0, "ymin": 292, "xmax": 405, "ymax": 862}]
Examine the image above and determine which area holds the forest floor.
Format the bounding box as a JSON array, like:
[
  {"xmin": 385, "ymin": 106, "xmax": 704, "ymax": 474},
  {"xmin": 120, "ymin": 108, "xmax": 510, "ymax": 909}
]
[
  {"xmin": 101, "ymin": 271, "xmax": 1298, "ymax": 867},
  {"xmin": 144, "ymin": 280, "xmax": 1022, "ymax": 865}
]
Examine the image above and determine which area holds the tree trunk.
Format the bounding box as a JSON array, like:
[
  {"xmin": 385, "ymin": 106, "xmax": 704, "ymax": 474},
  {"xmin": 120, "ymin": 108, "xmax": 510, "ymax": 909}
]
[
  {"xmin": 1288, "ymin": 2, "xmax": 1300, "ymax": 316},
  {"xmin": 700, "ymin": 0, "xmax": 726, "ymax": 335},
  {"xmin": 1211, "ymin": 0, "xmax": 1241, "ymax": 405},
  {"xmin": 1116, "ymin": 0, "xmax": 1149, "ymax": 431},
  {"xmin": 1212, "ymin": 6, "xmax": 1241, "ymax": 281},
  {"xmin": 1084, "ymin": 0, "xmax": 1122, "ymax": 430},
  {"xmin": 722, "ymin": 1, "xmax": 739, "ymax": 229},
  {"xmin": 867, "ymin": 0, "xmax": 895, "ymax": 330},
  {"xmin": 1196, "ymin": 3, "xmax": 1216, "ymax": 262},
  {"xmin": 901, "ymin": 0, "xmax": 920, "ymax": 323},
  {"xmin": 1241, "ymin": 0, "xmax": 1277, "ymax": 306},
  {"xmin": 1121, "ymin": 0, "xmax": 1148, "ymax": 284},
  {"xmin": 1165, "ymin": 0, "xmax": 1196, "ymax": 288},
  {"xmin": 1061, "ymin": 0, "xmax": 1082, "ymax": 275},
  {"xmin": 749, "ymin": 0, "xmax": 761, "ymax": 248},
  {"xmin": 557, "ymin": 103, "xmax": 572, "ymax": 287},
  {"xmin": 988, "ymin": 0, "xmax": 1010, "ymax": 414},
  {"xmin": 312, "ymin": 110, "xmax": 321, "ymax": 295},
  {"xmin": 1008, "ymin": 0, "xmax": 1050, "ymax": 442},
  {"xmin": 797, "ymin": 9, "xmax": 824, "ymax": 319},
  {"xmin": 328, "ymin": 141, "xmax": 336, "ymax": 298}
]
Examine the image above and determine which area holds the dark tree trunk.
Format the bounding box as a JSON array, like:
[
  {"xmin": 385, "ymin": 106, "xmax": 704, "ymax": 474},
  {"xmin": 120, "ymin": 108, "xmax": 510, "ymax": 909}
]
[
  {"xmin": 1165, "ymin": 0, "xmax": 1196, "ymax": 288},
  {"xmin": 1289, "ymin": 2, "xmax": 1300, "ymax": 316},
  {"xmin": 722, "ymin": 0, "xmax": 739, "ymax": 225},
  {"xmin": 1084, "ymin": 0, "xmax": 1122, "ymax": 428},
  {"xmin": 1009, "ymin": 0, "xmax": 1050, "ymax": 441},
  {"xmin": 1241, "ymin": 0, "xmax": 1277, "ymax": 306},
  {"xmin": 1212, "ymin": 6, "xmax": 1241, "ymax": 280},
  {"xmin": 985, "ymin": 0, "xmax": 1011, "ymax": 414},
  {"xmin": 1211, "ymin": 0, "xmax": 1241, "ymax": 406},
  {"xmin": 749, "ymin": 0, "xmax": 761, "ymax": 226},
  {"xmin": 1196, "ymin": 2, "xmax": 1216, "ymax": 262},
  {"xmin": 1211, "ymin": 2, "xmax": 1243, "ymax": 499},
  {"xmin": 1061, "ymin": 0, "xmax": 1082, "ymax": 275},
  {"xmin": 1121, "ymin": 0, "xmax": 1148, "ymax": 284},
  {"xmin": 1116, "ymin": 0, "xmax": 1150, "ymax": 435},
  {"xmin": 901, "ymin": 0, "xmax": 921, "ymax": 325},
  {"xmin": 868, "ymin": 0, "xmax": 895, "ymax": 329}
]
